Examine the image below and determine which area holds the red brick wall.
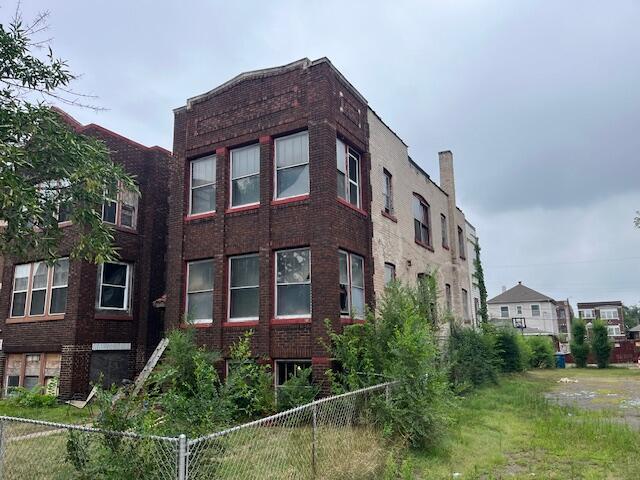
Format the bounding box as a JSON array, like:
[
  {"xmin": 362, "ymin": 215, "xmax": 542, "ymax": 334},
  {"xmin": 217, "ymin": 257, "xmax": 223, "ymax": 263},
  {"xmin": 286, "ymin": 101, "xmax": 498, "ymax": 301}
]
[{"xmin": 165, "ymin": 61, "xmax": 373, "ymax": 377}]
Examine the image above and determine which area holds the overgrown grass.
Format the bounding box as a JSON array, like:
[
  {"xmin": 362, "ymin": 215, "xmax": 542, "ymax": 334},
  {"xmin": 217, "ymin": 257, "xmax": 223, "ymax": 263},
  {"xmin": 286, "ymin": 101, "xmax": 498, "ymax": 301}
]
[
  {"xmin": 406, "ymin": 369, "xmax": 640, "ymax": 479},
  {"xmin": 0, "ymin": 400, "xmax": 93, "ymax": 424}
]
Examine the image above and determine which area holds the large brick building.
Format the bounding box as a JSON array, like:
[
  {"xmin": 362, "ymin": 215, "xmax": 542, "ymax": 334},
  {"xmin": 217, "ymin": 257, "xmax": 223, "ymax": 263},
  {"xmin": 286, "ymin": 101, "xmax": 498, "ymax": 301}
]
[
  {"xmin": 0, "ymin": 111, "xmax": 170, "ymax": 399},
  {"xmin": 165, "ymin": 58, "xmax": 479, "ymax": 386}
]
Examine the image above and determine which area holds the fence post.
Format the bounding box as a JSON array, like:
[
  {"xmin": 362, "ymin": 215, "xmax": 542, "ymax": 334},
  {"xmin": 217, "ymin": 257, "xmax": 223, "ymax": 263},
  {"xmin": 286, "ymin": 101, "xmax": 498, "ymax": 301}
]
[
  {"xmin": 178, "ymin": 434, "xmax": 187, "ymax": 480},
  {"xmin": 311, "ymin": 404, "xmax": 318, "ymax": 478}
]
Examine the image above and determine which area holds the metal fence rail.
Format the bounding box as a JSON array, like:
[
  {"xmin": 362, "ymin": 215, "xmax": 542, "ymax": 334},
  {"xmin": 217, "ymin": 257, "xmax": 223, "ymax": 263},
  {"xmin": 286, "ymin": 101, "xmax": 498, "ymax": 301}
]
[{"xmin": 0, "ymin": 380, "xmax": 398, "ymax": 479}]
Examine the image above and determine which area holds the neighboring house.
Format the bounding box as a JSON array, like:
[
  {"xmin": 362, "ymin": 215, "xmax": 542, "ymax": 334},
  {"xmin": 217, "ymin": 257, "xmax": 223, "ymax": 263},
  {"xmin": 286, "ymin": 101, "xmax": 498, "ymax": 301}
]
[
  {"xmin": 628, "ymin": 324, "xmax": 640, "ymax": 341},
  {"xmin": 555, "ymin": 299, "xmax": 574, "ymax": 340},
  {"xmin": 164, "ymin": 58, "xmax": 480, "ymax": 389},
  {"xmin": 488, "ymin": 282, "xmax": 562, "ymax": 337},
  {"xmin": 577, "ymin": 301, "xmax": 626, "ymax": 339},
  {"xmin": 0, "ymin": 110, "xmax": 170, "ymax": 399},
  {"xmin": 368, "ymin": 111, "xmax": 477, "ymax": 327}
]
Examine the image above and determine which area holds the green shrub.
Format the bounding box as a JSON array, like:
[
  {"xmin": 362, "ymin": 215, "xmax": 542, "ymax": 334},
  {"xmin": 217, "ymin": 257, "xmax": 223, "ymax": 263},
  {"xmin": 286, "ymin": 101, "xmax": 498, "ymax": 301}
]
[
  {"xmin": 7, "ymin": 386, "xmax": 57, "ymax": 408},
  {"xmin": 526, "ymin": 336, "xmax": 556, "ymax": 369},
  {"xmin": 327, "ymin": 282, "xmax": 453, "ymax": 449},
  {"xmin": 495, "ymin": 328, "xmax": 529, "ymax": 372},
  {"xmin": 570, "ymin": 319, "xmax": 590, "ymax": 368},
  {"xmin": 448, "ymin": 323, "xmax": 500, "ymax": 391},
  {"xmin": 591, "ymin": 319, "xmax": 612, "ymax": 369},
  {"xmin": 276, "ymin": 367, "xmax": 319, "ymax": 411}
]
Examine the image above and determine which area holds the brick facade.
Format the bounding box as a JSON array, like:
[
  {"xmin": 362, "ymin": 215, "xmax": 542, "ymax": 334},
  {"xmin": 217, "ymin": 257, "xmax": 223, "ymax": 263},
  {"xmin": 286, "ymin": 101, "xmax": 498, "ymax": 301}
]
[{"xmin": 0, "ymin": 113, "xmax": 171, "ymax": 399}]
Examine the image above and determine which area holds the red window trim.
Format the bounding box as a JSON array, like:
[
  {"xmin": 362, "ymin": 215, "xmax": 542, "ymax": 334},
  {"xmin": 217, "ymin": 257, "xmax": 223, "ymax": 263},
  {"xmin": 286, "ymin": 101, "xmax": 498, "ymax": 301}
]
[
  {"xmin": 179, "ymin": 322, "xmax": 213, "ymax": 329},
  {"xmin": 338, "ymin": 198, "xmax": 368, "ymax": 216},
  {"xmin": 336, "ymin": 137, "xmax": 363, "ymax": 210},
  {"xmin": 271, "ymin": 194, "xmax": 309, "ymax": 206},
  {"xmin": 340, "ymin": 318, "xmax": 366, "ymax": 325},
  {"xmin": 185, "ymin": 211, "xmax": 217, "ymax": 222},
  {"xmin": 225, "ymin": 203, "xmax": 260, "ymax": 214},
  {"xmin": 223, "ymin": 320, "xmax": 259, "ymax": 328},
  {"xmin": 229, "ymin": 143, "xmax": 261, "ymax": 211},
  {"xmin": 270, "ymin": 317, "xmax": 311, "ymax": 326}
]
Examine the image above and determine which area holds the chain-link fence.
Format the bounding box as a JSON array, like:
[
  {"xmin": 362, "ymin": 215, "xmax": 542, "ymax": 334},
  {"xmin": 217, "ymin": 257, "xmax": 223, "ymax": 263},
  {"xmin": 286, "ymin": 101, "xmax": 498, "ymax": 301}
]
[{"xmin": 0, "ymin": 380, "xmax": 398, "ymax": 479}]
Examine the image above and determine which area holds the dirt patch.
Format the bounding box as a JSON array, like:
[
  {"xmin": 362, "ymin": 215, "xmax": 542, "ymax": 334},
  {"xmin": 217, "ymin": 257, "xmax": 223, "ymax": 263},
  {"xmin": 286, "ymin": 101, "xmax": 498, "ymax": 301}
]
[{"xmin": 540, "ymin": 370, "xmax": 640, "ymax": 429}]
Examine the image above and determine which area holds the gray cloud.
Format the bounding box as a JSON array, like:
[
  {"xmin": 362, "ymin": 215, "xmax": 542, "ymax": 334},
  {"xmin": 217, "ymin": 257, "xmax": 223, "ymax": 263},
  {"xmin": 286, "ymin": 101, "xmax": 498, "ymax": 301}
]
[{"xmin": 4, "ymin": 0, "xmax": 639, "ymax": 306}]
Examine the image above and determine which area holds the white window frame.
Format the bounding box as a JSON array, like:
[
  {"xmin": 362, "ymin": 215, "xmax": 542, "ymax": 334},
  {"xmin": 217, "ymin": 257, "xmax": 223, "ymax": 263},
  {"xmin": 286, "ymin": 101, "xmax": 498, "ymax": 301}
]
[
  {"xmin": 600, "ymin": 308, "xmax": 619, "ymax": 320},
  {"xmin": 28, "ymin": 262, "xmax": 49, "ymax": 317},
  {"xmin": 98, "ymin": 262, "xmax": 132, "ymax": 311},
  {"xmin": 230, "ymin": 144, "xmax": 260, "ymax": 208},
  {"xmin": 607, "ymin": 325, "xmax": 621, "ymax": 336},
  {"xmin": 500, "ymin": 306, "xmax": 509, "ymax": 318},
  {"xmin": 185, "ymin": 259, "xmax": 214, "ymax": 324},
  {"xmin": 580, "ymin": 309, "xmax": 595, "ymax": 319},
  {"xmin": 48, "ymin": 258, "xmax": 69, "ymax": 315},
  {"xmin": 274, "ymin": 131, "xmax": 309, "ymax": 201},
  {"xmin": 336, "ymin": 138, "xmax": 361, "ymax": 208},
  {"xmin": 227, "ymin": 254, "xmax": 260, "ymax": 322},
  {"xmin": 9, "ymin": 260, "xmax": 69, "ymax": 319},
  {"xmin": 531, "ymin": 304, "xmax": 541, "ymax": 317},
  {"xmin": 339, "ymin": 250, "xmax": 365, "ymax": 319},
  {"xmin": 189, "ymin": 155, "xmax": 217, "ymax": 216},
  {"xmin": 274, "ymin": 248, "xmax": 312, "ymax": 320},
  {"xmin": 516, "ymin": 305, "xmax": 523, "ymax": 315},
  {"xmin": 10, "ymin": 264, "xmax": 32, "ymax": 318}
]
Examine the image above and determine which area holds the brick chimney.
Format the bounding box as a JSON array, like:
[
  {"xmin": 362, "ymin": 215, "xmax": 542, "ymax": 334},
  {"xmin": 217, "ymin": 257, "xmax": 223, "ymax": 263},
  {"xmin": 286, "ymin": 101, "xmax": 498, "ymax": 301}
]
[{"xmin": 439, "ymin": 151, "xmax": 458, "ymax": 261}]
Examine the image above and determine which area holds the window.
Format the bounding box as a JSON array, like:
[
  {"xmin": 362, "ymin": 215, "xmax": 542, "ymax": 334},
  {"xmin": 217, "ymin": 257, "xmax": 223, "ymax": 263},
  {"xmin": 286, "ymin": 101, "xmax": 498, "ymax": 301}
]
[
  {"xmin": 516, "ymin": 305, "xmax": 523, "ymax": 315},
  {"xmin": 98, "ymin": 263, "xmax": 131, "ymax": 311},
  {"xmin": 336, "ymin": 139, "xmax": 360, "ymax": 208},
  {"xmin": 383, "ymin": 170, "xmax": 393, "ymax": 214},
  {"xmin": 190, "ymin": 155, "xmax": 217, "ymax": 215},
  {"xmin": 474, "ymin": 298, "xmax": 480, "ymax": 316},
  {"xmin": 4, "ymin": 353, "xmax": 61, "ymax": 395},
  {"xmin": 38, "ymin": 179, "xmax": 72, "ymax": 223},
  {"xmin": 580, "ymin": 309, "xmax": 595, "ymax": 319},
  {"xmin": 10, "ymin": 260, "xmax": 69, "ymax": 318},
  {"xmin": 186, "ymin": 260, "xmax": 214, "ymax": 324},
  {"xmin": 458, "ymin": 226, "xmax": 465, "ymax": 258},
  {"xmin": 276, "ymin": 248, "xmax": 311, "ymax": 318},
  {"xmin": 607, "ymin": 325, "xmax": 621, "ymax": 336},
  {"xmin": 600, "ymin": 308, "xmax": 619, "ymax": 320},
  {"xmin": 339, "ymin": 251, "xmax": 365, "ymax": 319},
  {"xmin": 275, "ymin": 132, "xmax": 309, "ymax": 199},
  {"xmin": 102, "ymin": 183, "xmax": 139, "ymax": 229},
  {"xmin": 229, "ymin": 254, "xmax": 259, "ymax": 321},
  {"xmin": 275, "ymin": 360, "xmax": 312, "ymax": 386},
  {"xmin": 500, "ymin": 306, "xmax": 509, "ymax": 318},
  {"xmin": 445, "ymin": 284, "xmax": 452, "ymax": 312},
  {"xmin": 462, "ymin": 289, "xmax": 469, "ymax": 319},
  {"xmin": 384, "ymin": 263, "xmax": 396, "ymax": 286},
  {"xmin": 531, "ymin": 304, "xmax": 541, "ymax": 317},
  {"xmin": 441, "ymin": 214, "xmax": 448, "ymax": 248},
  {"xmin": 231, "ymin": 144, "xmax": 260, "ymax": 207},
  {"xmin": 413, "ymin": 195, "xmax": 431, "ymax": 246}
]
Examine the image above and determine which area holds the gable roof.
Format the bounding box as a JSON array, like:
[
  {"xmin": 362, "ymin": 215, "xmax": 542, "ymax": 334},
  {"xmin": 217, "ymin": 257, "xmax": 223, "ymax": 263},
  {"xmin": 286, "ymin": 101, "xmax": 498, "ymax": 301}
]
[
  {"xmin": 488, "ymin": 282, "xmax": 555, "ymax": 304},
  {"xmin": 628, "ymin": 324, "xmax": 640, "ymax": 332}
]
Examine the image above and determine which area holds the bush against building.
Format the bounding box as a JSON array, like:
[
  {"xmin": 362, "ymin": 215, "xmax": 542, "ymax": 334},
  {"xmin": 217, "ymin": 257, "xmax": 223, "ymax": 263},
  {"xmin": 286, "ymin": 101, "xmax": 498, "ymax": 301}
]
[
  {"xmin": 591, "ymin": 319, "xmax": 612, "ymax": 369},
  {"xmin": 526, "ymin": 336, "xmax": 555, "ymax": 369},
  {"xmin": 494, "ymin": 328, "xmax": 530, "ymax": 373},
  {"xmin": 570, "ymin": 319, "xmax": 590, "ymax": 368},
  {"xmin": 447, "ymin": 322, "xmax": 500, "ymax": 392}
]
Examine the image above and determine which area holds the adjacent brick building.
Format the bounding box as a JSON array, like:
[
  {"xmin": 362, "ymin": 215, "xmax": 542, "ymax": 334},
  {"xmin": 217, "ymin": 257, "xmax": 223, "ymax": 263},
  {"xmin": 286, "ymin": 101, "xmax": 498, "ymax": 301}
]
[
  {"xmin": 577, "ymin": 301, "xmax": 626, "ymax": 339},
  {"xmin": 0, "ymin": 111, "xmax": 170, "ymax": 399}
]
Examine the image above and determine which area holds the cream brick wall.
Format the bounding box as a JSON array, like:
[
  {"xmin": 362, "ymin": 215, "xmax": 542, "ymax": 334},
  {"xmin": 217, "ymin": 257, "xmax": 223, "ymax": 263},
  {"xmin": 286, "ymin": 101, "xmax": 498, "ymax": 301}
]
[{"xmin": 368, "ymin": 109, "xmax": 474, "ymax": 324}]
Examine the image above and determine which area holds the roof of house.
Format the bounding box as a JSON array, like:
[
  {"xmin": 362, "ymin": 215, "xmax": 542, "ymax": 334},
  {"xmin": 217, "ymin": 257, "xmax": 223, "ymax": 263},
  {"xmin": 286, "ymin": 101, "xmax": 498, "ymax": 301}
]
[
  {"xmin": 488, "ymin": 282, "xmax": 555, "ymax": 304},
  {"xmin": 628, "ymin": 324, "xmax": 640, "ymax": 332},
  {"xmin": 577, "ymin": 301, "xmax": 623, "ymax": 308}
]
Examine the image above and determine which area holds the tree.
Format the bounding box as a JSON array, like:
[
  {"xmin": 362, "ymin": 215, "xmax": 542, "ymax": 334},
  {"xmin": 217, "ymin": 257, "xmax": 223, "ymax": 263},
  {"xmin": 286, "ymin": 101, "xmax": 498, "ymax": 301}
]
[
  {"xmin": 591, "ymin": 320, "xmax": 612, "ymax": 369},
  {"xmin": 0, "ymin": 11, "xmax": 135, "ymax": 263},
  {"xmin": 473, "ymin": 239, "xmax": 488, "ymax": 323},
  {"xmin": 570, "ymin": 319, "xmax": 590, "ymax": 368},
  {"xmin": 623, "ymin": 304, "xmax": 640, "ymax": 330}
]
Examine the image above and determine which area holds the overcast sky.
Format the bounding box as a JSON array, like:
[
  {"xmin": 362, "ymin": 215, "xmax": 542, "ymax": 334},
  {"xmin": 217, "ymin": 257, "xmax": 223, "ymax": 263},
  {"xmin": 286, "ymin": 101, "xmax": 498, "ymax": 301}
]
[{"xmin": 4, "ymin": 1, "xmax": 639, "ymax": 308}]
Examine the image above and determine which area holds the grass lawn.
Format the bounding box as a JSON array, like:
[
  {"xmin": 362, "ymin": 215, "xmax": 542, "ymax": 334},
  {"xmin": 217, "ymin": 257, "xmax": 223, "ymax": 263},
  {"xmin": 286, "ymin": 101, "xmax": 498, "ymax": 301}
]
[
  {"xmin": 407, "ymin": 368, "xmax": 640, "ymax": 479},
  {"xmin": 0, "ymin": 400, "xmax": 93, "ymax": 424}
]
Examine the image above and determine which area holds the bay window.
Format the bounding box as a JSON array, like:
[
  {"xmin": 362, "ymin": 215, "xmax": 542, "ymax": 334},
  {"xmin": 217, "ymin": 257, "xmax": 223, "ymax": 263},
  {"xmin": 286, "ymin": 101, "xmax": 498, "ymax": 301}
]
[
  {"xmin": 190, "ymin": 155, "xmax": 216, "ymax": 215},
  {"xmin": 275, "ymin": 132, "xmax": 309, "ymax": 199},
  {"xmin": 275, "ymin": 248, "xmax": 311, "ymax": 318},
  {"xmin": 186, "ymin": 260, "xmax": 214, "ymax": 324},
  {"xmin": 413, "ymin": 195, "xmax": 431, "ymax": 246},
  {"xmin": 229, "ymin": 254, "xmax": 259, "ymax": 321},
  {"xmin": 337, "ymin": 139, "xmax": 360, "ymax": 208},
  {"xmin": 231, "ymin": 144, "xmax": 260, "ymax": 207},
  {"xmin": 98, "ymin": 262, "xmax": 131, "ymax": 311},
  {"xmin": 339, "ymin": 250, "xmax": 365, "ymax": 319},
  {"xmin": 10, "ymin": 259, "xmax": 69, "ymax": 318}
]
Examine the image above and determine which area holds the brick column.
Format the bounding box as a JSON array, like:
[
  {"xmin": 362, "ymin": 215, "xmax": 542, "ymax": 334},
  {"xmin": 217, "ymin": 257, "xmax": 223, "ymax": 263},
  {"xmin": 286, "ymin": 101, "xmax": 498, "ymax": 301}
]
[
  {"xmin": 0, "ymin": 352, "xmax": 6, "ymax": 397},
  {"xmin": 59, "ymin": 344, "xmax": 92, "ymax": 400}
]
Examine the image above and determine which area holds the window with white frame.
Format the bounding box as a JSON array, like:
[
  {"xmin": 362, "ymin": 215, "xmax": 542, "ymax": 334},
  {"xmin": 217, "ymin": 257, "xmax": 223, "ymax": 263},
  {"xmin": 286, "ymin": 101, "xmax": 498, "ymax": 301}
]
[
  {"xmin": 336, "ymin": 138, "xmax": 360, "ymax": 208},
  {"xmin": 190, "ymin": 155, "xmax": 216, "ymax": 215},
  {"xmin": 186, "ymin": 260, "xmax": 214, "ymax": 324},
  {"xmin": 531, "ymin": 304, "xmax": 541, "ymax": 317},
  {"xmin": 275, "ymin": 360, "xmax": 312, "ymax": 386},
  {"xmin": 102, "ymin": 183, "xmax": 139, "ymax": 229},
  {"xmin": 231, "ymin": 144, "xmax": 260, "ymax": 207},
  {"xmin": 580, "ymin": 309, "xmax": 595, "ymax": 319},
  {"xmin": 10, "ymin": 259, "xmax": 69, "ymax": 318},
  {"xmin": 275, "ymin": 132, "xmax": 309, "ymax": 199},
  {"xmin": 339, "ymin": 251, "xmax": 365, "ymax": 319},
  {"xmin": 38, "ymin": 179, "xmax": 72, "ymax": 223},
  {"xmin": 229, "ymin": 254, "xmax": 259, "ymax": 321},
  {"xmin": 275, "ymin": 248, "xmax": 311, "ymax": 318},
  {"xmin": 516, "ymin": 305, "xmax": 523, "ymax": 315},
  {"xmin": 98, "ymin": 263, "xmax": 131, "ymax": 311},
  {"xmin": 384, "ymin": 263, "xmax": 396, "ymax": 286},
  {"xmin": 607, "ymin": 325, "xmax": 621, "ymax": 336},
  {"xmin": 413, "ymin": 195, "xmax": 431, "ymax": 246},
  {"xmin": 600, "ymin": 308, "xmax": 619, "ymax": 320},
  {"xmin": 500, "ymin": 306, "xmax": 509, "ymax": 318},
  {"xmin": 383, "ymin": 169, "xmax": 393, "ymax": 214}
]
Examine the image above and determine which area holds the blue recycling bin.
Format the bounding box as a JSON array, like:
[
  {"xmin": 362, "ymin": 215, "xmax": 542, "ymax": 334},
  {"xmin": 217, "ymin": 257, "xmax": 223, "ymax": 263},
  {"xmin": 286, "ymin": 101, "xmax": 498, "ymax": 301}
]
[{"xmin": 555, "ymin": 353, "xmax": 566, "ymax": 369}]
